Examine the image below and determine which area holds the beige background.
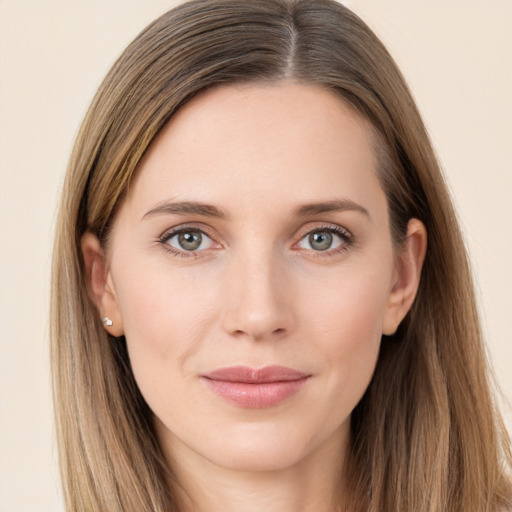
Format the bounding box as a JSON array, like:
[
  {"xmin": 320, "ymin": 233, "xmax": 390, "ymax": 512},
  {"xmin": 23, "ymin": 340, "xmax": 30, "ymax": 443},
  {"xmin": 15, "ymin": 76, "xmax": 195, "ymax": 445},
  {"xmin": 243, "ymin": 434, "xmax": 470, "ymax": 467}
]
[{"xmin": 0, "ymin": 1, "xmax": 510, "ymax": 510}]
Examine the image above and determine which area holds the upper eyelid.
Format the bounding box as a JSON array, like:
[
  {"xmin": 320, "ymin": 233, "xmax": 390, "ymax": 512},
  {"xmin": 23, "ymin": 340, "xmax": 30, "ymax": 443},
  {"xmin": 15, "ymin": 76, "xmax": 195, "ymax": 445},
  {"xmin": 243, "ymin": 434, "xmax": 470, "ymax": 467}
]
[
  {"xmin": 159, "ymin": 223, "xmax": 218, "ymax": 242},
  {"xmin": 293, "ymin": 222, "xmax": 353, "ymax": 240}
]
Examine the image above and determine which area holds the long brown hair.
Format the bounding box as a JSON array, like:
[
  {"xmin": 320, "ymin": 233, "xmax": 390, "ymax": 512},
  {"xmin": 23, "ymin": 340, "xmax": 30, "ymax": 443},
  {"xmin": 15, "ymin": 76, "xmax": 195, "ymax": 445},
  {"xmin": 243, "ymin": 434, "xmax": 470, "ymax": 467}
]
[{"xmin": 51, "ymin": 0, "xmax": 512, "ymax": 510}]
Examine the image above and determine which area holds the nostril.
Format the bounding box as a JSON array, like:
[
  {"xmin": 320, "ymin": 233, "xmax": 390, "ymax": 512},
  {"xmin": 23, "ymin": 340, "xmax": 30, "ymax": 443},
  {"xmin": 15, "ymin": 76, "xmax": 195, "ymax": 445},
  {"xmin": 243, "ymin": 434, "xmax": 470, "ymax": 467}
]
[{"xmin": 221, "ymin": 283, "xmax": 294, "ymax": 340}]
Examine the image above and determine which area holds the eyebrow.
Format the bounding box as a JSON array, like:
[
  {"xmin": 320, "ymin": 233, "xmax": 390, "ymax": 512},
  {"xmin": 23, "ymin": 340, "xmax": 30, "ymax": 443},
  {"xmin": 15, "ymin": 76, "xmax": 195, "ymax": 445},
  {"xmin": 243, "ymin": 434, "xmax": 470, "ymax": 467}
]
[
  {"xmin": 291, "ymin": 199, "xmax": 370, "ymax": 218},
  {"xmin": 142, "ymin": 201, "xmax": 227, "ymax": 220},
  {"xmin": 142, "ymin": 198, "xmax": 370, "ymax": 221}
]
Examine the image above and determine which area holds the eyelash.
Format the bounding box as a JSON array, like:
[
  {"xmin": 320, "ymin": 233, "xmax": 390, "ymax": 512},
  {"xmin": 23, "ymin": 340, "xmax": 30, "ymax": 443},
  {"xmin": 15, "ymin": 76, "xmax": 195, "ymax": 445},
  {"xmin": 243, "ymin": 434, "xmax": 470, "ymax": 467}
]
[
  {"xmin": 158, "ymin": 224, "xmax": 217, "ymax": 259},
  {"xmin": 295, "ymin": 224, "xmax": 354, "ymax": 258},
  {"xmin": 157, "ymin": 223, "xmax": 355, "ymax": 259}
]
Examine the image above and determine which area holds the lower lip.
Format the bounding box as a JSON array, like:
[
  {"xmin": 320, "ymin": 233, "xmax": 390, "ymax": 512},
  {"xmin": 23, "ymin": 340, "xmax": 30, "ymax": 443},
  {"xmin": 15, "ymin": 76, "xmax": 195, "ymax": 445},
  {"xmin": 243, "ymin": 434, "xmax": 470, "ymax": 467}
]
[{"xmin": 202, "ymin": 378, "xmax": 309, "ymax": 408}]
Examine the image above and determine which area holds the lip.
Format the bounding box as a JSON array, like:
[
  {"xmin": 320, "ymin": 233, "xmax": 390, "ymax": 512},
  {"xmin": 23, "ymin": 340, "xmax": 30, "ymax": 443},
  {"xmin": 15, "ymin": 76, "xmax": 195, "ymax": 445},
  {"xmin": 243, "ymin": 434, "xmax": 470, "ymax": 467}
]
[{"xmin": 201, "ymin": 366, "xmax": 311, "ymax": 408}]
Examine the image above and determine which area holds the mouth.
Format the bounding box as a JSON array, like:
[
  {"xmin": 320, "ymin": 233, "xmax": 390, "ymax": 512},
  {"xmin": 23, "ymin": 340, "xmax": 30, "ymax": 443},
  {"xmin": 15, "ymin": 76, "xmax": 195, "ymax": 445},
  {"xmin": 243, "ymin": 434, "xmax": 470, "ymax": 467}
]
[{"xmin": 201, "ymin": 366, "xmax": 311, "ymax": 408}]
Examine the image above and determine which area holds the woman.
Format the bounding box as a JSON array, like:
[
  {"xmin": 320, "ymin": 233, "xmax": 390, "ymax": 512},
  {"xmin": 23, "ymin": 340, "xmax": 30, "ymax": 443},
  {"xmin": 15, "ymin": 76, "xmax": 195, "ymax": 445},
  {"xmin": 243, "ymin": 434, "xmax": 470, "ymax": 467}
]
[{"xmin": 51, "ymin": 0, "xmax": 512, "ymax": 510}]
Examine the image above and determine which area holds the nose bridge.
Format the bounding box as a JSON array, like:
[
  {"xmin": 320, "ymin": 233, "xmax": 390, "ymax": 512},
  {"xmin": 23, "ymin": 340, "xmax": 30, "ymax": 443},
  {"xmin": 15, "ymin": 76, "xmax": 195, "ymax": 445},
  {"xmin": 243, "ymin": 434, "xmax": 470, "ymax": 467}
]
[{"xmin": 222, "ymin": 241, "xmax": 293, "ymax": 340}]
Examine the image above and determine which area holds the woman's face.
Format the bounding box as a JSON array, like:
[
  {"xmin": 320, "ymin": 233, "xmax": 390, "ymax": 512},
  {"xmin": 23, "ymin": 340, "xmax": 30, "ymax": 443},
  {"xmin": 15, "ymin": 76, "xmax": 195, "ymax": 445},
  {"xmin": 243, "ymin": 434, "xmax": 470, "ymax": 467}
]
[{"xmin": 93, "ymin": 83, "xmax": 421, "ymax": 474}]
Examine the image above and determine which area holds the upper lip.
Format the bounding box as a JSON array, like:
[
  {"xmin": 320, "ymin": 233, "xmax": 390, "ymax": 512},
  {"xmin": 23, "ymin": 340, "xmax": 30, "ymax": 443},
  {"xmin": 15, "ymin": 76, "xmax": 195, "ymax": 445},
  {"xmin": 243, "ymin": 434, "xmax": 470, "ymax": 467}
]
[{"xmin": 202, "ymin": 365, "xmax": 310, "ymax": 383}]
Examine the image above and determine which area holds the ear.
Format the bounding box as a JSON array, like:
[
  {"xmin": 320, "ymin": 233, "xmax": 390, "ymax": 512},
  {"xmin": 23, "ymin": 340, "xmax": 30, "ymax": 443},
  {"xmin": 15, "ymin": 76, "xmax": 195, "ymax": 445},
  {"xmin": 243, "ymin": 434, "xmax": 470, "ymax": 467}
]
[
  {"xmin": 81, "ymin": 232, "xmax": 124, "ymax": 337},
  {"xmin": 383, "ymin": 218, "xmax": 427, "ymax": 335}
]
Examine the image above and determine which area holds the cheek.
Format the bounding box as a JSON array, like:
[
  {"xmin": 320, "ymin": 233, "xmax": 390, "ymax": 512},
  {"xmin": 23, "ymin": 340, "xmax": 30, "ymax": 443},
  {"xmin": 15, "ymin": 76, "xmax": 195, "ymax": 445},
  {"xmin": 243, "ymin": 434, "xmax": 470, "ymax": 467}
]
[
  {"xmin": 111, "ymin": 257, "xmax": 222, "ymax": 384},
  {"xmin": 302, "ymin": 261, "xmax": 392, "ymax": 401},
  {"xmin": 305, "ymin": 256, "xmax": 392, "ymax": 343}
]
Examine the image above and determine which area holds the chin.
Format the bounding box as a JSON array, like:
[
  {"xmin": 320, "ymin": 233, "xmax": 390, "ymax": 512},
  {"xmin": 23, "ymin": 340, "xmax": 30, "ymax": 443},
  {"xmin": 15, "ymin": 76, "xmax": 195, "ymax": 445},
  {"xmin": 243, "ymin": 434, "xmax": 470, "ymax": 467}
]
[
  {"xmin": 207, "ymin": 440, "xmax": 308, "ymax": 473},
  {"xmin": 198, "ymin": 419, "xmax": 347, "ymax": 473}
]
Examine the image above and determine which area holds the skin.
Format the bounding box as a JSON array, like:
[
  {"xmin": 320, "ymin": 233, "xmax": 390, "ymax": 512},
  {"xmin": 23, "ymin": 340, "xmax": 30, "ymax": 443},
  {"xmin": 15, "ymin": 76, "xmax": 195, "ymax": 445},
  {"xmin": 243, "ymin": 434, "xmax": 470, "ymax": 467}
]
[{"xmin": 82, "ymin": 82, "xmax": 426, "ymax": 512}]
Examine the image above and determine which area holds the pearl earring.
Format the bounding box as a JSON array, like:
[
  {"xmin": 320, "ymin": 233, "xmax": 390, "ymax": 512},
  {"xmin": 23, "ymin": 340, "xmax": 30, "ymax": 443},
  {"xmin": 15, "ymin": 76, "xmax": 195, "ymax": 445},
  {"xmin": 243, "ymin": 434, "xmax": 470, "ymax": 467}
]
[{"xmin": 102, "ymin": 317, "xmax": 113, "ymax": 327}]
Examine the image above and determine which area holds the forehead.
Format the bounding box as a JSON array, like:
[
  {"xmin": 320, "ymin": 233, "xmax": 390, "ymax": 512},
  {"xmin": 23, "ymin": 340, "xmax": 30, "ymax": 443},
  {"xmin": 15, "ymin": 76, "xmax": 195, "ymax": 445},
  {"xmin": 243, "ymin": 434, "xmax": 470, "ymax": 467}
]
[{"xmin": 125, "ymin": 82, "xmax": 384, "ymax": 217}]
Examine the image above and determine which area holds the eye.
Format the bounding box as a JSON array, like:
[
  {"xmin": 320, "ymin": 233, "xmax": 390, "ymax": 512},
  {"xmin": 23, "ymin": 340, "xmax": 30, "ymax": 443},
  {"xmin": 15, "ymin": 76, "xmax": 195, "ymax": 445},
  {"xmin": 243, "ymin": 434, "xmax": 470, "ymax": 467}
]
[
  {"xmin": 164, "ymin": 228, "xmax": 216, "ymax": 252},
  {"xmin": 297, "ymin": 227, "xmax": 348, "ymax": 252}
]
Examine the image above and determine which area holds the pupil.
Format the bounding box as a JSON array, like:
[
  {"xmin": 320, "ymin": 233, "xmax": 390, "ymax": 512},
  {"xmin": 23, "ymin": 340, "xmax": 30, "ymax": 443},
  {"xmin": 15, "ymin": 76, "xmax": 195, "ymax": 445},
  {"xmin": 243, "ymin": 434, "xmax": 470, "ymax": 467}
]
[
  {"xmin": 309, "ymin": 231, "xmax": 332, "ymax": 251},
  {"xmin": 179, "ymin": 231, "xmax": 202, "ymax": 250}
]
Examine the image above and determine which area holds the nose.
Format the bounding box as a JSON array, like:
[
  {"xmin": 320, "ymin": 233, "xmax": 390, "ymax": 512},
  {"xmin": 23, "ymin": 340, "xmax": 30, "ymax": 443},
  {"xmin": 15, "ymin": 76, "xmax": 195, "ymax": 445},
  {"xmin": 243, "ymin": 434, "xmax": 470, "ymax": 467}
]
[{"xmin": 221, "ymin": 249, "xmax": 295, "ymax": 342}]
